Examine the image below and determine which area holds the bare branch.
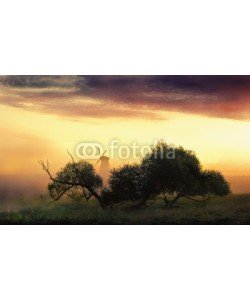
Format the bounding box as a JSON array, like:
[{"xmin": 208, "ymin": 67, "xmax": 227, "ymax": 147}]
[
  {"xmin": 38, "ymin": 160, "xmax": 76, "ymax": 186},
  {"xmin": 67, "ymin": 150, "xmax": 83, "ymax": 178},
  {"xmin": 49, "ymin": 185, "xmax": 74, "ymax": 204},
  {"xmin": 184, "ymin": 196, "xmax": 211, "ymax": 203},
  {"xmin": 67, "ymin": 150, "xmax": 76, "ymax": 164},
  {"xmin": 38, "ymin": 160, "xmax": 55, "ymax": 181}
]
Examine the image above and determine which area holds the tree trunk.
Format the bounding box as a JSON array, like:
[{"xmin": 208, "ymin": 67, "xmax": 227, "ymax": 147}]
[
  {"xmin": 172, "ymin": 195, "xmax": 180, "ymax": 205},
  {"xmin": 163, "ymin": 192, "xmax": 171, "ymax": 208},
  {"xmin": 85, "ymin": 186, "xmax": 107, "ymax": 209},
  {"xmin": 167, "ymin": 194, "xmax": 181, "ymax": 208}
]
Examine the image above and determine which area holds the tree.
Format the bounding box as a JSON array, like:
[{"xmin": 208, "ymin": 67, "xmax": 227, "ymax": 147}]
[
  {"xmin": 199, "ymin": 170, "xmax": 231, "ymax": 198},
  {"xmin": 141, "ymin": 142, "xmax": 204, "ymax": 207},
  {"xmin": 103, "ymin": 163, "xmax": 160, "ymax": 206},
  {"xmin": 38, "ymin": 157, "xmax": 106, "ymax": 208},
  {"xmin": 40, "ymin": 143, "xmax": 231, "ymax": 209},
  {"xmin": 106, "ymin": 142, "xmax": 231, "ymax": 208}
]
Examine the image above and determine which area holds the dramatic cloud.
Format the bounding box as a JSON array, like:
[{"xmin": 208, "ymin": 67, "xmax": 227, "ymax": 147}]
[{"xmin": 1, "ymin": 75, "xmax": 250, "ymax": 120}]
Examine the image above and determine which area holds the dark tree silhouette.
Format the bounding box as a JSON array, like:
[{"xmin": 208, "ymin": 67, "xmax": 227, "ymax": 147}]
[
  {"xmin": 39, "ymin": 143, "xmax": 231, "ymax": 209},
  {"xmin": 102, "ymin": 163, "xmax": 160, "ymax": 206},
  {"xmin": 38, "ymin": 154, "xmax": 106, "ymax": 208},
  {"xmin": 105, "ymin": 142, "xmax": 231, "ymax": 207}
]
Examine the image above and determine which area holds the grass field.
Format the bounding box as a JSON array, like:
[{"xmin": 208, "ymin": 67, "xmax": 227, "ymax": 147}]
[{"xmin": 0, "ymin": 194, "xmax": 249, "ymax": 224}]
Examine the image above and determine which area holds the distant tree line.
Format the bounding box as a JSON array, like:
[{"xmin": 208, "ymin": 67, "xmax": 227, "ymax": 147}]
[{"xmin": 39, "ymin": 142, "xmax": 231, "ymax": 209}]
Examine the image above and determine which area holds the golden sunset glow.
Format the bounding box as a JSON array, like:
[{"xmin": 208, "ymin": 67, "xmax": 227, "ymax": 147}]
[{"xmin": 1, "ymin": 75, "xmax": 250, "ymax": 193}]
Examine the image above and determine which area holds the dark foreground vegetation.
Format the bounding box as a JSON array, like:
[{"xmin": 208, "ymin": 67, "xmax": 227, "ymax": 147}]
[{"xmin": 0, "ymin": 194, "xmax": 249, "ymax": 225}]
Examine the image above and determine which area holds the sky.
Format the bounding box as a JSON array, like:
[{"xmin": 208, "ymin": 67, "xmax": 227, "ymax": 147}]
[{"xmin": 1, "ymin": 75, "xmax": 250, "ymax": 193}]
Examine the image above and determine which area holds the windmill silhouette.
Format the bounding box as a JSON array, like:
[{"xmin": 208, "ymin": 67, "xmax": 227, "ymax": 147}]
[{"xmin": 95, "ymin": 148, "xmax": 110, "ymax": 185}]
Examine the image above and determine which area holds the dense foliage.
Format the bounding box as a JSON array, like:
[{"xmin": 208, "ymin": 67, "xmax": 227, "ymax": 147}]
[
  {"xmin": 40, "ymin": 142, "xmax": 231, "ymax": 208},
  {"xmin": 39, "ymin": 159, "xmax": 105, "ymax": 207}
]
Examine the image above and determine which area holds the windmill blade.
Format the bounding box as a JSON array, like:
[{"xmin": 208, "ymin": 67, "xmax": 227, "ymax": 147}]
[
  {"xmin": 100, "ymin": 149, "xmax": 107, "ymax": 158},
  {"xmin": 94, "ymin": 147, "xmax": 102, "ymax": 166},
  {"xmin": 95, "ymin": 149, "xmax": 107, "ymax": 167},
  {"xmin": 95, "ymin": 158, "xmax": 101, "ymax": 166}
]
